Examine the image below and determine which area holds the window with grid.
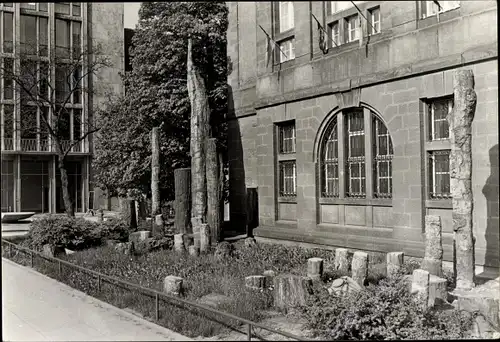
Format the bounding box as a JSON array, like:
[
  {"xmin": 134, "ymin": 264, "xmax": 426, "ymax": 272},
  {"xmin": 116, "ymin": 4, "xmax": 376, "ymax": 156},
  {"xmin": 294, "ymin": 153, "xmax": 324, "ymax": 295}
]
[
  {"xmin": 278, "ymin": 1, "xmax": 294, "ymax": 32},
  {"xmin": 329, "ymin": 1, "xmax": 354, "ymax": 14},
  {"xmin": 368, "ymin": 7, "xmax": 380, "ymax": 35},
  {"xmin": 346, "ymin": 111, "xmax": 366, "ymax": 197},
  {"xmin": 278, "ymin": 38, "xmax": 295, "ymax": 63},
  {"xmin": 56, "ymin": 19, "xmax": 71, "ymax": 58},
  {"xmin": 2, "ymin": 11, "xmax": 14, "ymax": 53},
  {"xmin": 373, "ymin": 116, "xmax": 393, "ymax": 198},
  {"xmin": 279, "ymin": 161, "xmax": 296, "ymax": 197},
  {"xmin": 321, "ymin": 120, "xmax": 339, "ymax": 197},
  {"xmin": 345, "ymin": 15, "xmax": 359, "ymax": 43},
  {"xmin": 428, "ymin": 98, "xmax": 452, "ymax": 141},
  {"xmin": 20, "ymin": 15, "xmax": 48, "ymax": 56},
  {"xmin": 421, "ymin": 1, "xmax": 460, "ymax": 18},
  {"xmin": 429, "ymin": 150, "xmax": 451, "ymax": 199},
  {"xmin": 2, "ymin": 58, "xmax": 14, "ymax": 99},
  {"xmin": 328, "ymin": 21, "xmax": 340, "ymax": 48},
  {"xmin": 279, "ymin": 123, "xmax": 295, "ymax": 153}
]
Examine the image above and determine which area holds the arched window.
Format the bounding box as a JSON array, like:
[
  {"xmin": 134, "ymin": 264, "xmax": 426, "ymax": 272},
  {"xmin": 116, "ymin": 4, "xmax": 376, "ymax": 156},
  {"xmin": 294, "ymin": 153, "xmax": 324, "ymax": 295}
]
[{"xmin": 319, "ymin": 107, "xmax": 393, "ymax": 199}]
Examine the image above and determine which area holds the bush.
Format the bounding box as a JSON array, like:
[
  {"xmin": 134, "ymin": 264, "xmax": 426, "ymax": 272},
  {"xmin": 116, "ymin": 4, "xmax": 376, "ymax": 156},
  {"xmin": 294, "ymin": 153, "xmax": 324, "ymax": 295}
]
[
  {"xmin": 301, "ymin": 274, "xmax": 473, "ymax": 340},
  {"xmin": 27, "ymin": 215, "xmax": 130, "ymax": 251}
]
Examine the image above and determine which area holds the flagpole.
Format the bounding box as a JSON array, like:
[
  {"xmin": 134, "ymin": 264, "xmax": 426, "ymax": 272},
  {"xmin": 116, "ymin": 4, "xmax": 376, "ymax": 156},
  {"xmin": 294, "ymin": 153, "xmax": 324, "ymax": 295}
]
[
  {"xmin": 311, "ymin": 13, "xmax": 339, "ymax": 48},
  {"xmin": 350, "ymin": 1, "xmax": 378, "ymax": 34},
  {"xmin": 258, "ymin": 24, "xmax": 288, "ymax": 60}
]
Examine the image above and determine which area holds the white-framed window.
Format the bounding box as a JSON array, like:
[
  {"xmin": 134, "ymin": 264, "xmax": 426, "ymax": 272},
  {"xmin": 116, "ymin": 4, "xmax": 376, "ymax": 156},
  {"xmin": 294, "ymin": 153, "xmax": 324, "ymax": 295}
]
[
  {"xmin": 368, "ymin": 6, "xmax": 381, "ymax": 35},
  {"xmin": 429, "ymin": 98, "xmax": 452, "ymax": 141},
  {"xmin": 278, "ymin": 1, "xmax": 294, "ymax": 32},
  {"xmin": 320, "ymin": 108, "xmax": 393, "ymax": 199},
  {"xmin": 329, "ymin": 21, "xmax": 340, "ymax": 47},
  {"xmin": 373, "ymin": 117, "xmax": 393, "ymax": 198},
  {"xmin": 279, "ymin": 160, "xmax": 296, "ymax": 197},
  {"xmin": 279, "ymin": 123, "xmax": 296, "ymax": 153},
  {"xmin": 278, "ymin": 38, "xmax": 295, "ymax": 63},
  {"xmin": 346, "ymin": 14, "xmax": 359, "ymax": 43},
  {"xmin": 2, "ymin": 11, "xmax": 14, "ymax": 53},
  {"xmin": 55, "ymin": 2, "xmax": 71, "ymax": 15},
  {"xmin": 429, "ymin": 150, "xmax": 451, "ymax": 199},
  {"xmin": 421, "ymin": 1, "xmax": 460, "ymax": 18},
  {"xmin": 330, "ymin": 1, "xmax": 353, "ymax": 14}
]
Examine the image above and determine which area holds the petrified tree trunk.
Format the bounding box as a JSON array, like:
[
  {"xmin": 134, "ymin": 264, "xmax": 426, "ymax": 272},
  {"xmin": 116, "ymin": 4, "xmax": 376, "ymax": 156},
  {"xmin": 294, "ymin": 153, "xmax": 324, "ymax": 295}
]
[
  {"xmin": 174, "ymin": 168, "xmax": 191, "ymax": 235},
  {"xmin": 58, "ymin": 158, "xmax": 75, "ymax": 217},
  {"xmin": 206, "ymin": 138, "xmax": 221, "ymax": 244},
  {"xmin": 421, "ymin": 215, "xmax": 443, "ymax": 277},
  {"xmin": 151, "ymin": 127, "xmax": 160, "ymax": 216},
  {"xmin": 273, "ymin": 274, "xmax": 313, "ymax": 311},
  {"xmin": 449, "ymin": 69, "xmax": 477, "ymax": 290},
  {"xmin": 187, "ymin": 37, "xmax": 210, "ymax": 248}
]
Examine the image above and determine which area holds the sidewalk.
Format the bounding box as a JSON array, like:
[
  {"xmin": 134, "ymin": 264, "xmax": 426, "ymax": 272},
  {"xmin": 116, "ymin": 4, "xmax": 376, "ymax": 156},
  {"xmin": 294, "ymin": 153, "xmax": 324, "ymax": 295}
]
[{"xmin": 2, "ymin": 258, "xmax": 191, "ymax": 341}]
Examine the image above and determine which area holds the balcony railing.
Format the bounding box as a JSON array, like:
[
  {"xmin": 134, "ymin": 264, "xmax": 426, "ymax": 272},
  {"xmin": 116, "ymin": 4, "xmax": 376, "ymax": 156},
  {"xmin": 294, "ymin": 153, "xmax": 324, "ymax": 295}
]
[{"xmin": 1, "ymin": 138, "xmax": 84, "ymax": 153}]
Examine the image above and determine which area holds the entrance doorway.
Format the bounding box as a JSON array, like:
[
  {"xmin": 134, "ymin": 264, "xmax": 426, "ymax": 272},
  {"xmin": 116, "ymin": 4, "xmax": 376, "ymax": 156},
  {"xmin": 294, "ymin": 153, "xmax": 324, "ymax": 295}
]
[{"xmin": 20, "ymin": 159, "xmax": 50, "ymax": 213}]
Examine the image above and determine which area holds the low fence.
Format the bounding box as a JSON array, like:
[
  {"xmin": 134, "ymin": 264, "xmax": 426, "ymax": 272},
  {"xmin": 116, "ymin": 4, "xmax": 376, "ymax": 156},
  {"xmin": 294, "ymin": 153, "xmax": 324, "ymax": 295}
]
[{"xmin": 1, "ymin": 239, "xmax": 311, "ymax": 341}]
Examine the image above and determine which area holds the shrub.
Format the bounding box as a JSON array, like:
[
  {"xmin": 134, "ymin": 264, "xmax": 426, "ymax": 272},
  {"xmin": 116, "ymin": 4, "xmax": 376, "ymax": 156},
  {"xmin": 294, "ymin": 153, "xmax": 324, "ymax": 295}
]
[
  {"xmin": 99, "ymin": 218, "xmax": 130, "ymax": 242},
  {"xmin": 301, "ymin": 274, "xmax": 473, "ymax": 340}
]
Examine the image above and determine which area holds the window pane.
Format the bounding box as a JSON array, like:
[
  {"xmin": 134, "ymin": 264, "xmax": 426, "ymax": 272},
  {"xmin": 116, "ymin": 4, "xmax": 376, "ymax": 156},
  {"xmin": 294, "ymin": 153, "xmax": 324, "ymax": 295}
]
[
  {"xmin": 279, "ymin": 161, "xmax": 296, "ymax": 196},
  {"xmin": 73, "ymin": 67, "xmax": 82, "ymax": 104},
  {"xmin": 55, "ymin": 66, "xmax": 70, "ymax": 102},
  {"xmin": 73, "ymin": 3, "xmax": 81, "ymax": 16},
  {"xmin": 430, "ymin": 151, "xmax": 451, "ymax": 199},
  {"xmin": 56, "ymin": 19, "xmax": 71, "ymax": 58},
  {"xmin": 39, "ymin": 3, "xmax": 48, "ymax": 11},
  {"xmin": 279, "ymin": 1, "xmax": 294, "ymax": 32},
  {"xmin": 369, "ymin": 7, "xmax": 380, "ymax": 35},
  {"xmin": 20, "ymin": 3, "xmax": 36, "ymax": 10},
  {"xmin": 20, "ymin": 60, "xmax": 37, "ymax": 102},
  {"xmin": 55, "ymin": 2, "xmax": 71, "ymax": 15},
  {"xmin": 3, "ymin": 12, "xmax": 14, "ymax": 53},
  {"xmin": 72, "ymin": 21, "xmax": 82, "ymax": 57},
  {"xmin": 3, "ymin": 59, "xmax": 14, "ymax": 99},
  {"xmin": 330, "ymin": 22, "xmax": 339, "ymax": 47},
  {"xmin": 20, "ymin": 106, "xmax": 37, "ymax": 139},
  {"xmin": 279, "ymin": 123, "xmax": 295, "ymax": 153},
  {"xmin": 331, "ymin": 1, "xmax": 353, "ymax": 14},
  {"xmin": 20, "ymin": 15, "xmax": 37, "ymax": 55},
  {"xmin": 39, "ymin": 17, "xmax": 48, "ymax": 56},
  {"xmin": 39, "ymin": 62, "xmax": 49, "ymax": 99},
  {"xmin": 3, "ymin": 105, "xmax": 14, "ymax": 138}
]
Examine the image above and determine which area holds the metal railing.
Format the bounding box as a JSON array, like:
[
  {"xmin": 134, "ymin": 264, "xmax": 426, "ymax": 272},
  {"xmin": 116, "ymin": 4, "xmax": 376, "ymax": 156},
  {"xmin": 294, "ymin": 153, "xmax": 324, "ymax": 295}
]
[
  {"xmin": 3, "ymin": 139, "xmax": 83, "ymax": 153},
  {"xmin": 1, "ymin": 239, "xmax": 311, "ymax": 341},
  {"xmin": 2, "ymin": 138, "xmax": 14, "ymax": 150}
]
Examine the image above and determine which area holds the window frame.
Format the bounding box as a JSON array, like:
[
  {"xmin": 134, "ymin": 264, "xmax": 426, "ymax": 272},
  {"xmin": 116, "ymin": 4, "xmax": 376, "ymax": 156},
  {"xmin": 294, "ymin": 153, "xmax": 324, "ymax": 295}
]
[
  {"xmin": 278, "ymin": 1, "xmax": 294, "ymax": 33},
  {"xmin": 368, "ymin": 6, "xmax": 381, "ymax": 35},
  {"xmin": 276, "ymin": 121, "xmax": 297, "ymax": 201},
  {"xmin": 345, "ymin": 14, "xmax": 360, "ymax": 43},
  {"xmin": 420, "ymin": 1, "xmax": 461, "ymax": 19},
  {"xmin": 318, "ymin": 107, "xmax": 393, "ymax": 204},
  {"xmin": 277, "ymin": 37, "xmax": 295, "ymax": 64}
]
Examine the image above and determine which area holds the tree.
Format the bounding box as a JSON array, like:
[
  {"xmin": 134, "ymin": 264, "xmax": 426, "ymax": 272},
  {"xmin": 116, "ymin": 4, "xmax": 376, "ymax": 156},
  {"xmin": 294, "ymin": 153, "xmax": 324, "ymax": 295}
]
[
  {"xmin": 0, "ymin": 42, "xmax": 110, "ymax": 216},
  {"xmin": 92, "ymin": 2, "xmax": 228, "ymax": 205}
]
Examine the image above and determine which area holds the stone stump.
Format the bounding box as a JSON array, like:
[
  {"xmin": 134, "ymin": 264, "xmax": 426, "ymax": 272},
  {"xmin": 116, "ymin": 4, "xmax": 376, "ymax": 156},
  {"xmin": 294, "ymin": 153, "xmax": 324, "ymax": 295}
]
[
  {"xmin": 307, "ymin": 257, "xmax": 324, "ymax": 281},
  {"xmin": 174, "ymin": 234, "xmax": 185, "ymax": 252},
  {"xmin": 129, "ymin": 231, "xmax": 151, "ymax": 244},
  {"xmin": 411, "ymin": 269, "xmax": 430, "ymax": 308},
  {"xmin": 42, "ymin": 244, "xmax": 64, "ymax": 258},
  {"xmin": 155, "ymin": 214, "xmax": 164, "ymax": 227},
  {"xmin": 188, "ymin": 245, "xmax": 199, "ymax": 257},
  {"xmin": 115, "ymin": 242, "xmax": 134, "ymax": 255},
  {"xmin": 328, "ymin": 276, "xmax": 363, "ymax": 296},
  {"xmin": 163, "ymin": 275, "xmax": 183, "ymax": 296},
  {"xmin": 98, "ymin": 208, "xmax": 104, "ymax": 222},
  {"xmin": 421, "ymin": 215, "xmax": 443, "ymax": 277},
  {"xmin": 245, "ymin": 275, "xmax": 266, "ymax": 290},
  {"xmin": 263, "ymin": 270, "xmax": 276, "ymax": 288},
  {"xmin": 273, "ymin": 274, "xmax": 313, "ymax": 311},
  {"xmin": 387, "ymin": 252, "xmax": 404, "ymax": 278},
  {"xmin": 334, "ymin": 248, "xmax": 350, "ymax": 273},
  {"xmin": 429, "ymin": 274, "xmax": 448, "ymax": 307},
  {"xmin": 199, "ymin": 223, "xmax": 210, "ymax": 252},
  {"xmin": 351, "ymin": 252, "xmax": 369, "ymax": 286}
]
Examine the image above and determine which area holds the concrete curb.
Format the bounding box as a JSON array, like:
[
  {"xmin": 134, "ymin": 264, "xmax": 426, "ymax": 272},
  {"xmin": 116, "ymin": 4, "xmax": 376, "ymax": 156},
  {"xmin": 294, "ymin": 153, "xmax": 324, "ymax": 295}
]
[{"xmin": 2, "ymin": 257, "xmax": 193, "ymax": 341}]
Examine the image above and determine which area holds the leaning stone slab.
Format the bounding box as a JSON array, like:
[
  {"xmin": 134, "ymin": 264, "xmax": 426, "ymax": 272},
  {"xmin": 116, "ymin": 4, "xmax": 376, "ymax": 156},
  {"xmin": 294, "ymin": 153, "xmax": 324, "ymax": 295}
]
[
  {"xmin": 245, "ymin": 275, "xmax": 266, "ymax": 290},
  {"xmin": 428, "ymin": 275, "xmax": 448, "ymax": 307},
  {"xmin": 163, "ymin": 275, "xmax": 183, "ymax": 296},
  {"xmin": 174, "ymin": 233, "xmax": 185, "ymax": 252},
  {"xmin": 411, "ymin": 269, "xmax": 430, "ymax": 308},
  {"xmin": 188, "ymin": 245, "xmax": 199, "ymax": 257},
  {"xmin": 273, "ymin": 274, "xmax": 313, "ymax": 311},
  {"xmin": 328, "ymin": 276, "xmax": 362, "ymax": 296},
  {"xmin": 263, "ymin": 270, "xmax": 276, "ymax": 288},
  {"xmin": 198, "ymin": 293, "xmax": 233, "ymax": 309},
  {"xmin": 307, "ymin": 257, "xmax": 324, "ymax": 281},
  {"xmin": 421, "ymin": 215, "xmax": 443, "ymax": 277},
  {"xmin": 351, "ymin": 252, "xmax": 369, "ymax": 286},
  {"xmin": 115, "ymin": 242, "xmax": 134, "ymax": 255},
  {"xmin": 334, "ymin": 248, "xmax": 350, "ymax": 274},
  {"xmin": 386, "ymin": 252, "xmax": 404, "ymax": 278},
  {"xmin": 155, "ymin": 214, "xmax": 164, "ymax": 227},
  {"xmin": 129, "ymin": 230, "xmax": 151, "ymax": 244}
]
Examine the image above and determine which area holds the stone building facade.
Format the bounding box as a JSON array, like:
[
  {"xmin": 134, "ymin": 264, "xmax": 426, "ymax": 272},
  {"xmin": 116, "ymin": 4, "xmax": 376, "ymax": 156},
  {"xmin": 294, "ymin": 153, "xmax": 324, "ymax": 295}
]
[
  {"xmin": 0, "ymin": 2, "xmax": 124, "ymax": 213},
  {"xmin": 226, "ymin": 1, "xmax": 498, "ymax": 272}
]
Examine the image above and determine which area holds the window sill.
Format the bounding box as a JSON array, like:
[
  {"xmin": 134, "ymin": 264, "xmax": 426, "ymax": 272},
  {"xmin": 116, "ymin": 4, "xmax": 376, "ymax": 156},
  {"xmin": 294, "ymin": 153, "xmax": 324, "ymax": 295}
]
[
  {"xmin": 278, "ymin": 153, "xmax": 296, "ymax": 161},
  {"xmin": 426, "ymin": 199, "xmax": 452, "ymax": 209},
  {"xmin": 275, "ymin": 29, "xmax": 295, "ymax": 42},
  {"xmin": 426, "ymin": 140, "xmax": 451, "ymax": 151},
  {"xmin": 278, "ymin": 197, "xmax": 297, "ymax": 204},
  {"xmin": 419, "ymin": 7, "xmax": 461, "ymax": 28},
  {"xmin": 319, "ymin": 197, "xmax": 392, "ymax": 207}
]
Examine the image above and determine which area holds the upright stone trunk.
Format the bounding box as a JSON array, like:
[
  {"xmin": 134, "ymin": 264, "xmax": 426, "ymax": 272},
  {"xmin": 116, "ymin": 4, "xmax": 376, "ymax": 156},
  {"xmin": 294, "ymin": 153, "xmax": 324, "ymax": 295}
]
[
  {"xmin": 58, "ymin": 158, "xmax": 74, "ymax": 216},
  {"xmin": 151, "ymin": 127, "xmax": 160, "ymax": 216},
  {"xmin": 174, "ymin": 168, "xmax": 191, "ymax": 235},
  {"xmin": 206, "ymin": 138, "xmax": 221, "ymax": 244},
  {"xmin": 449, "ymin": 69, "xmax": 477, "ymax": 290},
  {"xmin": 187, "ymin": 38, "xmax": 210, "ymax": 247}
]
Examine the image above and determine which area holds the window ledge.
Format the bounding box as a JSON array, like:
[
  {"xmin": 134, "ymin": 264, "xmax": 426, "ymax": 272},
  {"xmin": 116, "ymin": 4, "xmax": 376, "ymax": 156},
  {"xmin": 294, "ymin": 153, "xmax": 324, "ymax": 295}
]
[
  {"xmin": 278, "ymin": 197, "xmax": 297, "ymax": 204},
  {"xmin": 426, "ymin": 199, "xmax": 452, "ymax": 209},
  {"xmin": 275, "ymin": 29, "xmax": 295, "ymax": 42},
  {"xmin": 319, "ymin": 197, "xmax": 392, "ymax": 207},
  {"xmin": 419, "ymin": 7, "xmax": 461, "ymax": 28},
  {"xmin": 278, "ymin": 153, "xmax": 296, "ymax": 161}
]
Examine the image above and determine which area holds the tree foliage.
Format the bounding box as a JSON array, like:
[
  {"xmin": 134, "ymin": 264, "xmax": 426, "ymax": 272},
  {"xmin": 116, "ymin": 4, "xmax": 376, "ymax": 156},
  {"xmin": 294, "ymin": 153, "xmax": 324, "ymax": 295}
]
[{"xmin": 93, "ymin": 2, "xmax": 228, "ymax": 201}]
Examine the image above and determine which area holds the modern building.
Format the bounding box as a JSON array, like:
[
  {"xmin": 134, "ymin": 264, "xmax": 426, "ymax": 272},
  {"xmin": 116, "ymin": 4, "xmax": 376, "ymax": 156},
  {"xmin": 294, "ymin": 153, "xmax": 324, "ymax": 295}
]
[
  {"xmin": 0, "ymin": 2, "xmax": 124, "ymax": 213},
  {"xmin": 226, "ymin": 1, "xmax": 498, "ymax": 273}
]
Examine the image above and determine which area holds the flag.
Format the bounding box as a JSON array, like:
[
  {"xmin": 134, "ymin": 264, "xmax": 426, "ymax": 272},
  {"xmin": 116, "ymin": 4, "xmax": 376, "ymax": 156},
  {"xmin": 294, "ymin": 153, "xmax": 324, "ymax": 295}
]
[
  {"xmin": 358, "ymin": 15, "xmax": 364, "ymax": 49},
  {"xmin": 317, "ymin": 21, "xmax": 328, "ymax": 54},
  {"xmin": 266, "ymin": 32, "xmax": 275, "ymax": 67}
]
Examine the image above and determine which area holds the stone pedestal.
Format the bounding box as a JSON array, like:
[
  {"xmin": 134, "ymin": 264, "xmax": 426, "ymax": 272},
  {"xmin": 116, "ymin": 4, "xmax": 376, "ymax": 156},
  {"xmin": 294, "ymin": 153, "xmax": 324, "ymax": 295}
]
[
  {"xmin": 245, "ymin": 275, "xmax": 266, "ymax": 290},
  {"xmin": 351, "ymin": 252, "xmax": 368, "ymax": 286},
  {"xmin": 129, "ymin": 231, "xmax": 151, "ymax": 244},
  {"xmin": 163, "ymin": 275, "xmax": 183, "ymax": 296},
  {"xmin": 411, "ymin": 269, "xmax": 430, "ymax": 308},
  {"xmin": 307, "ymin": 257, "xmax": 324, "ymax": 281},
  {"xmin": 334, "ymin": 248, "xmax": 350, "ymax": 274},
  {"xmin": 421, "ymin": 215, "xmax": 443, "ymax": 277},
  {"xmin": 386, "ymin": 252, "xmax": 404, "ymax": 278},
  {"xmin": 174, "ymin": 234, "xmax": 185, "ymax": 252}
]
